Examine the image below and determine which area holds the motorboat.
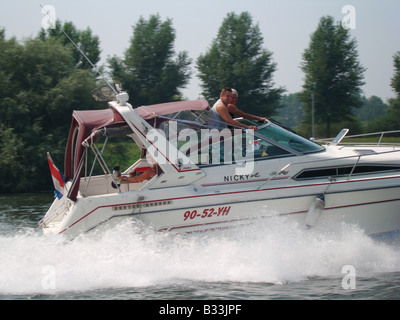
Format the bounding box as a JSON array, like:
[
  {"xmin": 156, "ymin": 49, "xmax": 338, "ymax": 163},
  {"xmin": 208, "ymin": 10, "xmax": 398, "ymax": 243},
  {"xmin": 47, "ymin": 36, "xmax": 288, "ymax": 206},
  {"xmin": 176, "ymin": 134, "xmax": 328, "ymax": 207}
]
[{"xmin": 40, "ymin": 92, "xmax": 400, "ymax": 239}]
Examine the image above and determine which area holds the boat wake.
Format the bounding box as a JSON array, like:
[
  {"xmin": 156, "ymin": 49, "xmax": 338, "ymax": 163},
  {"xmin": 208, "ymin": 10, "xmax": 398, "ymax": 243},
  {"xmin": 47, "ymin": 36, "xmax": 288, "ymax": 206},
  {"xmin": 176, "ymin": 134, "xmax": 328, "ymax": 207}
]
[{"xmin": 0, "ymin": 212, "xmax": 399, "ymax": 296}]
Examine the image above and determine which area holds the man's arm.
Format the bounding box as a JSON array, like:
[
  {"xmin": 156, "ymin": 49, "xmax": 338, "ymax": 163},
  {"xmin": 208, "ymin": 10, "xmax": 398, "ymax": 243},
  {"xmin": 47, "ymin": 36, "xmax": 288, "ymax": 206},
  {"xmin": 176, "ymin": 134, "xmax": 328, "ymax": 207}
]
[
  {"xmin": 216, "ymin": 103, "xmax": 257, "ymax": 130},
  {"xmin": 120, "ymin": 166, "xmax": 157, "ymax": 184},
  {"xmin": 227, "ymin": 104, "xmax": 267, "ymax": 122}
]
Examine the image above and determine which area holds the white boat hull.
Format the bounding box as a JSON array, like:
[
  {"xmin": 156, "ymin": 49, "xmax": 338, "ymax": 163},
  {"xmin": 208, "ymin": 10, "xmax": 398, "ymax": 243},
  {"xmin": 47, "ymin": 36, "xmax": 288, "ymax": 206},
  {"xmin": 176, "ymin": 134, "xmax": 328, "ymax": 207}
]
[{"xmin": 42, "ymin": 173, "xmax": 400, "ymax": 239}]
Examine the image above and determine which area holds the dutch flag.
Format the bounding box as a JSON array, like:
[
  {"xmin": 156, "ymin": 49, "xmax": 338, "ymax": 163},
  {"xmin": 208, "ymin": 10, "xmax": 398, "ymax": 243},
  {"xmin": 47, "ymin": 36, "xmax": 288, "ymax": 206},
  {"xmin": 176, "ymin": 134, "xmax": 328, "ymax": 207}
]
[{"xmin": 47, "ymin": 153, "xmax": 65, "ymax": 200}]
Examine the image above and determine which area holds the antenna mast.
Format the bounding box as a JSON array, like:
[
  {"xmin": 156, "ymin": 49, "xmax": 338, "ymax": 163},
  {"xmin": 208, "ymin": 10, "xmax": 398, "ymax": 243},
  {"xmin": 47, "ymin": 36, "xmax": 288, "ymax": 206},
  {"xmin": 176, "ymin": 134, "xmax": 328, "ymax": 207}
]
[{"xmin": 40, "ymin": 4, "xmax": 119, "ymax": 97}]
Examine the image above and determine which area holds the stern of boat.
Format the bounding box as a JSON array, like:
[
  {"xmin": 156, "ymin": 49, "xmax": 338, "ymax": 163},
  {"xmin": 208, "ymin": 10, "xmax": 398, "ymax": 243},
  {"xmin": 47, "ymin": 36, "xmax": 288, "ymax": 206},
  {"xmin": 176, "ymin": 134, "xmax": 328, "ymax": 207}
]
[{"xmin": 39, "ymin": 181, "xmax": 75, "ymax": 235}]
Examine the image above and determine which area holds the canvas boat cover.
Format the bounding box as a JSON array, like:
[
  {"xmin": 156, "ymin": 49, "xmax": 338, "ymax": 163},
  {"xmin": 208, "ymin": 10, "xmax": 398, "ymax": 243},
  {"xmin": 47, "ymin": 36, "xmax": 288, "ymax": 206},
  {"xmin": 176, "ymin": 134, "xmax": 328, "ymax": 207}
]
[{"xmin": 64, "ymin": 100, "xmax": 210, "ymax": 201}]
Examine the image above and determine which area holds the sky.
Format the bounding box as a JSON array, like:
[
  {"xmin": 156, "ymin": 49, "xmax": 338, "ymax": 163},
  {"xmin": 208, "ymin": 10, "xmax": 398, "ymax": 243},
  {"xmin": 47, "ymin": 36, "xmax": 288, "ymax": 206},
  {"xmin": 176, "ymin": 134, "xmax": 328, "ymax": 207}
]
[{"xmin": 1, "ymin": 0, "xmax": 399, "ymax": 102}]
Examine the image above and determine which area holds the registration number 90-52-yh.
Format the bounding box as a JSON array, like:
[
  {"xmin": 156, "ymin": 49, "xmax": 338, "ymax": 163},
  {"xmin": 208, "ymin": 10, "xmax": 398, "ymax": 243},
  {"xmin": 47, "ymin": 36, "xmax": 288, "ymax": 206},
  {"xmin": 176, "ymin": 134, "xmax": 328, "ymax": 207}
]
[{"xmin": 183, "ymin": 206, "xmax": 231, "ymax": 221}]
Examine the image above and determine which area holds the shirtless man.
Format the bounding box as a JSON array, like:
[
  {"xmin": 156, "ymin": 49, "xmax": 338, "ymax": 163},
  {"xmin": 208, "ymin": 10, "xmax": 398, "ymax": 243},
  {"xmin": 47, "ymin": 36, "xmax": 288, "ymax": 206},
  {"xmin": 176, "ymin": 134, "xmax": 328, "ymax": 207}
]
[
  {"xmin": 228, "ymin": 89, "xmax": 267, "ymax": 124},
  {"xmin": 208, "ymin": 87, "xmax": 266, "ymax": 131}
]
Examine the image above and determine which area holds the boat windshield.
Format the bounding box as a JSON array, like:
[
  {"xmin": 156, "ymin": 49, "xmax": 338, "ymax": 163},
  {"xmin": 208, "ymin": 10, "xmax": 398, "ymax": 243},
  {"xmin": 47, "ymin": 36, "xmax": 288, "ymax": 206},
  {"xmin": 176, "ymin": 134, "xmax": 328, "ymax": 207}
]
[
  {"xmin": 239, "ymin": 119, "xmax": 325, "ymax": 154},
  {"xmin": 155, "ymin": 113, "xmax": 323, "ymax": 166}
]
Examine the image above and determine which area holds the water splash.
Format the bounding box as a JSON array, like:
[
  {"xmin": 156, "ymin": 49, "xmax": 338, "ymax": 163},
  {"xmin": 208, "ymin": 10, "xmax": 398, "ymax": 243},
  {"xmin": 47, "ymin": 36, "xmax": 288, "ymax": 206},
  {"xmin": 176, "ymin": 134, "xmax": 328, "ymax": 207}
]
[{"xmin": 0, "ymin": 215, "xmax": 399, "ymax": 296}]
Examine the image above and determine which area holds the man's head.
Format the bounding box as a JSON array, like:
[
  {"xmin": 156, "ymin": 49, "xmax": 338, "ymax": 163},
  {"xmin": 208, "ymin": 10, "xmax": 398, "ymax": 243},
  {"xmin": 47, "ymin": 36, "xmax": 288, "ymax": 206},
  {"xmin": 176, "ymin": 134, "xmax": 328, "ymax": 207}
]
[
  {"xmin": 220, "ymin": 87, "xmax": 233, "ymax": 105},
  {"xmin": 231, "ymin": 88, "xmax": 238, "ymax": 105}
]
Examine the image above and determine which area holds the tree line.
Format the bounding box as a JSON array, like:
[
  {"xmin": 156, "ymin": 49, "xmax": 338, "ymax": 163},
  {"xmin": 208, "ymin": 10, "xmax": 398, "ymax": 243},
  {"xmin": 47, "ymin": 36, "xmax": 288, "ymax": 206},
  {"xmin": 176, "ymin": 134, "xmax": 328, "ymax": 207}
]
[{"xmin": 0, "ymin": 12, "xmax": 399, "ymax": 193}]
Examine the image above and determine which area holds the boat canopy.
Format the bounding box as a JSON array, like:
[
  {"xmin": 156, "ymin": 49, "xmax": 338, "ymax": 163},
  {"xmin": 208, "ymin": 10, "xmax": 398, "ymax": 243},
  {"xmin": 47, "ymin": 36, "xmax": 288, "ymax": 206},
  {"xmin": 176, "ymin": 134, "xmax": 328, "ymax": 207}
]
[
  {"xmin": 134, "ymin": 99, "xmax": 210, "ymax": 119},
  {"xmin": 64, "ymin": 109, "xmax": 125, "ymax": 181},
  {"xmin": 64, "ymin": 100, "xmax": 210, "ymax": 201}
]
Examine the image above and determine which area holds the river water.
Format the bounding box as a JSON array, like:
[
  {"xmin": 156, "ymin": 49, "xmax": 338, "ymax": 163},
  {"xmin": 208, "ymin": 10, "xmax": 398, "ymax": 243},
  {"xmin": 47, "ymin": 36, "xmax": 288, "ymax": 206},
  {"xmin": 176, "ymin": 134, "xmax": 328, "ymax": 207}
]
[{"xmin": 0, "ymin": 193, "xmax": 399, "ymax": 302}]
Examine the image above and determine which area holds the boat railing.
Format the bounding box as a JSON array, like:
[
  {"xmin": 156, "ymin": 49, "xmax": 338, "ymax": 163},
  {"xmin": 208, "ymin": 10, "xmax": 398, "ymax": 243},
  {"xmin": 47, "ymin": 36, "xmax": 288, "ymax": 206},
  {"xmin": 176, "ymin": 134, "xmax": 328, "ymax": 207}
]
[
  {"xmin": 257, "ymin": 146, "xmax": 400, "ymax": 190},
  {"xmin": 38, "ymin": 198, "xmax": 71, "ymax": 228},
  {"xmin": 316, "ymin": 129, "xmax": 400, "ymax": 146}
]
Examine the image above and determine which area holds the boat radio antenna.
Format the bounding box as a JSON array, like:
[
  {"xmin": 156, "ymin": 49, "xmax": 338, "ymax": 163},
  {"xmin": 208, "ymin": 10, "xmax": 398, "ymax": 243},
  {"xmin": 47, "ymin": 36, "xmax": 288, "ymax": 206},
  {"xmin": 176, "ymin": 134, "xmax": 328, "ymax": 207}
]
[{"xmin": 40, "ymin": 4, "xmax": 119, "ymax": 96}]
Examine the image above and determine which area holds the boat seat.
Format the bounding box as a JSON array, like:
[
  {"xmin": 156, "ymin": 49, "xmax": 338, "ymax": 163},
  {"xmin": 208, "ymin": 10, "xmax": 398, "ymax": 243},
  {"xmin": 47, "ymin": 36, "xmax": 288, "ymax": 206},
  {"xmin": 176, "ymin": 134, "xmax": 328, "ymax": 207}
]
[{"xmin": 134, "ymin": 167, "xmax": 152, "ymax": 174}]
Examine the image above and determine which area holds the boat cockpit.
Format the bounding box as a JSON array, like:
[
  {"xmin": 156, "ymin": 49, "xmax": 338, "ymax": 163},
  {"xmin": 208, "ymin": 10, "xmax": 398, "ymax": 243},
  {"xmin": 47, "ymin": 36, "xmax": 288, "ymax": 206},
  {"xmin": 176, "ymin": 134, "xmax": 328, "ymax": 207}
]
[{"xmin": 67, "ymin": 103, "xmax": 326, "ymax": 200}]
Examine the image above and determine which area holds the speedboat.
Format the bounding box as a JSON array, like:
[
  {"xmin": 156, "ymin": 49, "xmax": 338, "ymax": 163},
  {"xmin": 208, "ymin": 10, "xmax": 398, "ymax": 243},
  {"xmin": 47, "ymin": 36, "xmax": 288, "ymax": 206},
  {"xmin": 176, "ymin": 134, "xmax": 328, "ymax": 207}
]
[{"xmin": 40, "ymin": 92, "xmax": 400, "ymax": 239}]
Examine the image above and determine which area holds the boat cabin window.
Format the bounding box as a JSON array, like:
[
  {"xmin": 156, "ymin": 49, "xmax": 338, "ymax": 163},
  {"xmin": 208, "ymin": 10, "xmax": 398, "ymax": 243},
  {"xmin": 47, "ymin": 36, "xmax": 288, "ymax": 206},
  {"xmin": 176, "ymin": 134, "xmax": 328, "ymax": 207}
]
[
  {"xmin": 294, "ymin": 164, "xmax": 400, "ymax": 180},
  {"xmin": 158, "ymin": 121, "xmax": 291, "ymax": 165},
  {"xmin": 153, "ymin": 112, "xmax": 323, "ymax": 167},
  {"xmin": 238, "ymin": 119, "xmax": 325, "ymax": 154},
  {"xmin": 252, "ymin": 138, "xmax": 291, "ymax": 159},
  {"xmin": 203, "ymin": 132, "xmax": 292, "ymax": 165},
  {"xmin": 81, "ymin": 128, "xmax": 143, "ymax": 178}
]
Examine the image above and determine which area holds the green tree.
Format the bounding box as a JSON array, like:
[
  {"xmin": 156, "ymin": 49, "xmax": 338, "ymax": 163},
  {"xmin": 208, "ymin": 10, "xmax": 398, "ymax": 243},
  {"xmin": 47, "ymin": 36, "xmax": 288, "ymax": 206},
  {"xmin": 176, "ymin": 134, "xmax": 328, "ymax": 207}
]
[
  {"xmin": 300, "ymin": 16, "xmax": 365, "ymax": 137},
  {"xmin": 0, "ymin": 124, "xmax": 26, "ymax": 192},
  {"xmin": 391, "ymin": 52, "xmax": 400, "ymax": 95},
  {"xmin": 197, "ymin": 12, "xmax": 284, "ymax": 116},
  {"xmin": 369, "ymin": 52, "xmax": 400, "ymax": 132},
  {"xmin": 0, "ymin": 29, "xmax": 102, "ymax": 193},
  {"xmin": 109, "ymin": 14, "xmax": 192, "ymax": 107},
  {"xmin": 355, "ymin": 95, "xmax": 388, "ymax": 122},
  {"xmin": 275, "ymin": 93, "xmax": 304, "ymax": 129},
  {"xmin": 38, "ymin": 21, "xmax": 101, "ymax": 70}
]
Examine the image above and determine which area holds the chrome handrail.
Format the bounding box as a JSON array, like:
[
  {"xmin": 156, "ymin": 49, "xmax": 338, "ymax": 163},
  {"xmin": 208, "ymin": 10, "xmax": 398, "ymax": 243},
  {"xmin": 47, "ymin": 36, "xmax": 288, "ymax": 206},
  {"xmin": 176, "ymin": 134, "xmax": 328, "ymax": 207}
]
[
  {"xmin": 256, "ymin": 147, "xmax": 400, "ymax": 190},
  {"xmin": 316, "ymin": 130, "xmax": 400, "ymax": 146}
]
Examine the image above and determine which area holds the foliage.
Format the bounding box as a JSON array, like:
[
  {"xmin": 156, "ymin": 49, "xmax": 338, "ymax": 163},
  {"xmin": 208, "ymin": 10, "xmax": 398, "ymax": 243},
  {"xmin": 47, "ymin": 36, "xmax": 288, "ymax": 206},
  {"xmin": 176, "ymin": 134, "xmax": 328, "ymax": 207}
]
[
  {"xmin": 0, "ymin": 28, "xmax": 103, "ymax": 193},
  {"xmin": 391, "ymin": 52, "xmax": 400, "ymax": 95},
  {"xmin": 196, "ymin": 12, "xmax": 284, "ymax": 116},
  {"xmin": 100, "ymin": 140, "xmax": 142, "ymax": 173},
  {"xmin": 275, "ymin": 93, "xmax": 304, "ymax": 129},
  {"xmin": 354, "ymin": 95, "xmax": 388, "ymax": 122},
  {"xmin": 0, "ymin": 124, "xmax": 26, "ymax": 192},
  {"xmin": 108, "ymin": 14, "xmax": 192, "ymax": 107},
  {"xmin": 300, "ymin": 16, "xmax": 365, "ymax": 138},
  {"xmin": 38, "ymin": 21, "xmax": 101, "ymax": 70},
  {"xmin": 277, "ymin": 93, "xmax": 381, "ymax": 137},
  {"xmin": 366, "ymin": 52, "xmax": 400, "ymax": 133}
]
